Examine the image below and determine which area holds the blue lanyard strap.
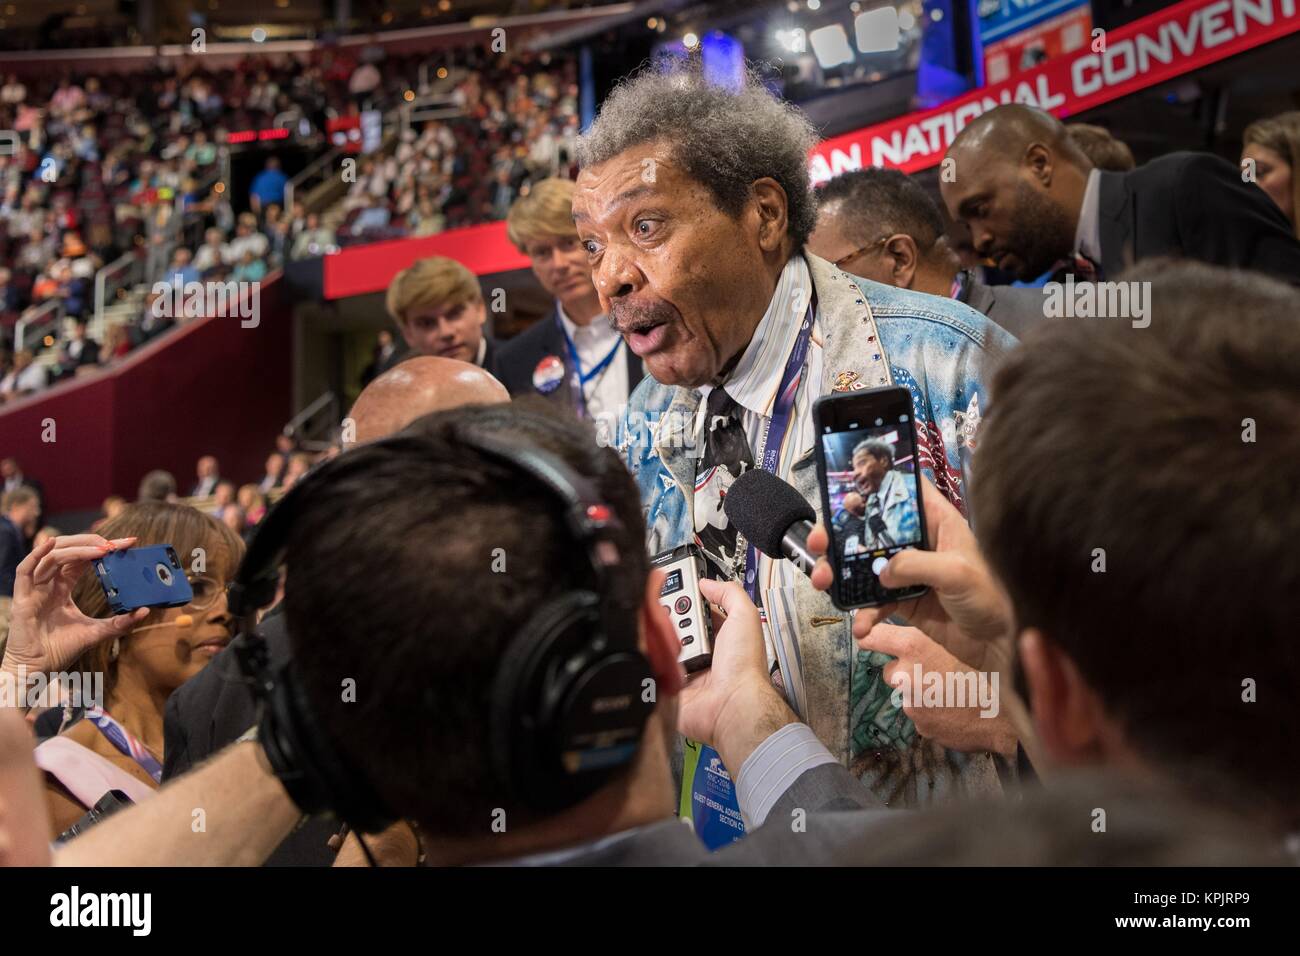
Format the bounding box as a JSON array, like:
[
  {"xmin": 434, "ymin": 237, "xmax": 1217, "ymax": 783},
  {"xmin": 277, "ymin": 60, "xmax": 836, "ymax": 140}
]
[
  {"xmin": 557, "ymin": 314, "xmax": 622, "ymax": 418},
  {"xmin": 743, "ymin": 294, "xmax": 817, "ymax": 603},
  {"xmin": 84, "ymin": 707, "xmax": 164, "ymax": 784}
]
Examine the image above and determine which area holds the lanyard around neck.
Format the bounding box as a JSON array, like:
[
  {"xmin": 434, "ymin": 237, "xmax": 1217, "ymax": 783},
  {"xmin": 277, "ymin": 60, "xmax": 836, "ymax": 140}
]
[
  {"xmin": 742, "ymin": 292, "xmax": 817, "ymax": 603},
  {"xmin": 556, "ymin": 313, "xmax": 621, "ymax": 417},
  {"xmin": 84, "ymin": 706, "xmax": 163, "ymax": 784}
]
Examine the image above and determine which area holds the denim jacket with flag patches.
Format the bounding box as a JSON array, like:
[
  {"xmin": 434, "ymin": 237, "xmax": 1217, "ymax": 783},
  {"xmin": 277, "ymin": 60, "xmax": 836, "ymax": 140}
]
[{"xmin": 615, "ymin": 253, "xmax": 1020, "ymax": 808}]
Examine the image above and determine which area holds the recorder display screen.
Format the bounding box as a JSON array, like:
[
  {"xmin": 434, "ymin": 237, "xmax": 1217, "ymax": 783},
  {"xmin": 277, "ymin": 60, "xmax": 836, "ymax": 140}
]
[
  {"xmin": 660, "ymin": 569, "xmax": 683, "ymax": 597},
  {"xmin": 821, "ymin": 416, "xmax": 922, "ymax": 578}
]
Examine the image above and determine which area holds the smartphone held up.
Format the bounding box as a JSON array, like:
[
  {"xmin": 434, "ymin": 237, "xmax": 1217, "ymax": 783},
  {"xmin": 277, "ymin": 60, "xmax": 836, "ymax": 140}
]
[
  {"xmin": 813, "ymin": 386, "xmax": 930, "ymax": 610},
  {"xmin": 93, "ymin": 545, "xmax": 193, "ymax": 615}
]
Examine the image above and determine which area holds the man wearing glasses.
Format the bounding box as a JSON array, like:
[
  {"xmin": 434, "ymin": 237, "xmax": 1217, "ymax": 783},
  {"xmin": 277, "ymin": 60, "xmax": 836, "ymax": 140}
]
[
  {"xmin": 808, "ymin": 167, "xmax": 1044, "ymax": 340},
  {"xmin": 497, "ymin": 178, "xmax": 644, "ymax": 432}
]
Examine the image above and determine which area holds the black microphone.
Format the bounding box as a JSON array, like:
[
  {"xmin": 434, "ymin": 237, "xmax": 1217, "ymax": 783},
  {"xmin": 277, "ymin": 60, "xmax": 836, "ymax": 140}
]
[
  {"xmin": 868, "ymin": 514, "xmax": 895, "ymax": 548},
  {"xmin": 724, "ymin": 469, "xmax": 817, "ymax": 577}
]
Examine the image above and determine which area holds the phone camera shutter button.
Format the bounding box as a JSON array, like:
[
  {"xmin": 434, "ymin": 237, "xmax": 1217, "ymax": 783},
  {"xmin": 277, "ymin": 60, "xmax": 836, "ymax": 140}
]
[{"xmin": 871, "ymin": 557, "xmax": 889, "ymax": 577}]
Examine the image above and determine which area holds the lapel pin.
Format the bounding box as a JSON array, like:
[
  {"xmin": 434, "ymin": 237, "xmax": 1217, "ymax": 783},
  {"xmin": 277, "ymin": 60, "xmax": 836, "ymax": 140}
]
[{"xmin": 532, "ymin": 355, "xmax": 565, "ymax": 394}]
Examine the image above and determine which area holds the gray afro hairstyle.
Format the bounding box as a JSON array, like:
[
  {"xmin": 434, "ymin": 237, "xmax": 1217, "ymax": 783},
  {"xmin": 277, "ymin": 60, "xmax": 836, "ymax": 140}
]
[{"xmin": 577, "ymin": 58, "xmax": 820, "ymax": 250}]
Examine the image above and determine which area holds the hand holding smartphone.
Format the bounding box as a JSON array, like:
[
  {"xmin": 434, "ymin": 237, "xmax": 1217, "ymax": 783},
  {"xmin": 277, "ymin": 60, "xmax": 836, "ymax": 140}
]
[{"xmin": 813, "ymin": 386, "xmax": 930, "ymax": 610}]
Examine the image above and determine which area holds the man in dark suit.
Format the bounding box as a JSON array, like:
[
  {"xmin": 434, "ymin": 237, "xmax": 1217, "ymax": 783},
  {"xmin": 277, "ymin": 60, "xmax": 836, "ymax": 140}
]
[
  {"xmin": 942, "ymin": 103, "xmax": 1300, "ymax": 284},
  {"xmin": 497, "ymin": 178, "xmax": 643, "ymax": 428},
  {"xmin": 0, "ymin": 486, "xmax": 39, "ymax": 598},
  {"xmin": 382, "ymin": 256, "xmax": 499, "ymax": 378},
  {"xmin": 188, "ymin": 455, "xmax": 221, "ymax": 498},
  {"xmin": 0, "ymin": 458, "xmax": 42, "ymax": 513},
  {"xmin": 53, "ymin": 319, "xmax": 100, "ymax": 380},
  {"xmin": 359, "ymin": 329, "xmax": 399, "ymax": 387},
  {"xmin": 809, "ymin": 167, "xmax": 1044, "ymax": 338}
]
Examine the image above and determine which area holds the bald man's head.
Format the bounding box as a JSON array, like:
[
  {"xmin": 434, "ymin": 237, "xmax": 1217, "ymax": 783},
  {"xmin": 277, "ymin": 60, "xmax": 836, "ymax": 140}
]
[
  {"xmin": 346, "ymin": 356, "xmax": 509, "ymax": 447},
  {"xmin": 949, "ymin": 105, "xmax": 1090, "ymax": 167},
  {"xmin": 940, "ymin": 105, "xmax": 1094, "ymax": 280}
]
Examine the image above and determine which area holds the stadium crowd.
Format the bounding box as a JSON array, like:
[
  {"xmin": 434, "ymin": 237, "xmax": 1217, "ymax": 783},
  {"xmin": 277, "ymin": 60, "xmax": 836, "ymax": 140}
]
[{"xmin": 0, "ymin": 47, "xmax": 576, "ymax": 404}]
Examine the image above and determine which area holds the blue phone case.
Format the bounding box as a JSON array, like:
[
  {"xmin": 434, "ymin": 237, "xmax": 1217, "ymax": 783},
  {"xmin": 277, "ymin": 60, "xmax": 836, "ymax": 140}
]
[{"xmin": 94, "ymin": 545, "xmax": 193, "ymax": 614}]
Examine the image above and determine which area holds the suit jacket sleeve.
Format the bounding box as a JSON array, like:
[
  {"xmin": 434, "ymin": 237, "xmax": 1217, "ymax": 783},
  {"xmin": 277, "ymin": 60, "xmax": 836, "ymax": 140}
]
[
  {"xmin": 768, "ymin": 761, "xmax": 881, "ymax": 820},
  {"xmin": 981, "ymin": 286, "xmax": 1041, "ymax": 341},
  {"xmin": 1177, "ymin": 153, "xmax": 1300, "ymax": 284},
  {"xmin": 163, "ymin": 616, "xmax": 339, "ymax": 866},
  {"xmin": 162, "ymin": 678, "xmax": 196, "ymax": 780},
  {"xmin": 704, "ymin": 763, "xmax": 893, "ymax": 866},
  {"xmin": 0, "ymin": 523, "xmax": 20, "ymax": 595}
]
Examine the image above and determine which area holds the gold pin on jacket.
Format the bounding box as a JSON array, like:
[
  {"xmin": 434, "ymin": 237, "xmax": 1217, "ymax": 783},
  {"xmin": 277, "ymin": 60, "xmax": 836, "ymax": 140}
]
[{"xmin": 832, "ymin": 370, "xmax": 865, "ymax": 392}]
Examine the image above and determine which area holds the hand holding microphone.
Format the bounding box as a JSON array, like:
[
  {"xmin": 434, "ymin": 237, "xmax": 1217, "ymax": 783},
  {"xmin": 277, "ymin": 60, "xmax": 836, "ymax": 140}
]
[
  {"xmin": 725, "ymin": 469, "xmax": 1014, "ymax": 679},
  {"xmin": 722, "ymin": 468, "xmax": 818, "ymax": 577}
]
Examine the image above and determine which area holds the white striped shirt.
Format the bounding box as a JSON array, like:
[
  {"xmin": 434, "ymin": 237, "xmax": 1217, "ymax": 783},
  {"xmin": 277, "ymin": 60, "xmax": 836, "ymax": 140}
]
[{"xmin": 695, "ymin": 256, "xmax": 824, "ymax": 690}]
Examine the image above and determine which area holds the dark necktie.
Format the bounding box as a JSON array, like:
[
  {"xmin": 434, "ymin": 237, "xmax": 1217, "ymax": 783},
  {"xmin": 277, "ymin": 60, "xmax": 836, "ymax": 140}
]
[{"xmin": 694, "ymin": 387, "xmax": 755, "ymax": 579}]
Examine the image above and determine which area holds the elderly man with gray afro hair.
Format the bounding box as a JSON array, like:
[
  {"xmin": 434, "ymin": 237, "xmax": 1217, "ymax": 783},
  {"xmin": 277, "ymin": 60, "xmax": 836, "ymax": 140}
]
[
  {"xmin": 574, "ymin": 56, "xmax": 1017, "ymax": 842},
  {"xmin": 577, "ymin": 62, "xmax": 820, "ymax": 253}
]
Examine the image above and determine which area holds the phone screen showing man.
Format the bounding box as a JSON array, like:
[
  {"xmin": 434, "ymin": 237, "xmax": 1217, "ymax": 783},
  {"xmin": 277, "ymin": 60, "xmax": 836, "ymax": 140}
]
[{"xmin": 817, "ymin": 389, "xmax": 928, "ymax": 608}]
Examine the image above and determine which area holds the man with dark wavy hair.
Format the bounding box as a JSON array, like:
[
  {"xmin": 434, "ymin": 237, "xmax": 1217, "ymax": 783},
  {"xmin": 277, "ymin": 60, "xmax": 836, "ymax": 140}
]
[{"xmin": 573, "ymin": 58, "xmax": 1017, "ymax": 818}]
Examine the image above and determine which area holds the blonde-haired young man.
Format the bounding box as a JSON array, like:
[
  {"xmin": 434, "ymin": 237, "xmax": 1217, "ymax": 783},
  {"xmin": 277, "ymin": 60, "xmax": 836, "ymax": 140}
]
[
  {"xmin": 497, "ymin": 178, "xmax": 642, "ymax": 421},
  {"xmin": 382, "ymin": 256, "xmax": 497, "ymax": 374}
]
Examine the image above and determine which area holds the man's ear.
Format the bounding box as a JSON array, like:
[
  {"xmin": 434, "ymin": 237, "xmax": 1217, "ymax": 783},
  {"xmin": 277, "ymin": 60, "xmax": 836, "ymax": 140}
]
[
  {"xmin": 883, "ymin": 234, "xmax": 919, "ymax": 288},
  {"xmin": 1024, "ymin": 143, "xmax": 1054, "ymax": 187},
  {"xmin": 751, "ymin": 178, "xmax": 791, "ymax": 254},
  {"xmin": 1020, "ymin": 627, "xmax": 1105, "ymax": 767},
  {"xmin": 638, "ymin": 569, "xmax": 684, "ymax": 700}
]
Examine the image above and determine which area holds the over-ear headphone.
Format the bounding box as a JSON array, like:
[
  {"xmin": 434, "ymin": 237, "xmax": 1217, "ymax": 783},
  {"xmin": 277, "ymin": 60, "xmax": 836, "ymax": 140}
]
[{"xmin": 227, "ymin": 424, "xmax": 655, "ymax": 834}]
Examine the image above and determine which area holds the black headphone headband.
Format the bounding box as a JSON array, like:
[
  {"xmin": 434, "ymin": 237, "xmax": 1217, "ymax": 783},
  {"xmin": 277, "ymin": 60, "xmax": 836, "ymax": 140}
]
[{"xmin": 230, "ymin": 421, "xmax": 653, "ymax": 830}]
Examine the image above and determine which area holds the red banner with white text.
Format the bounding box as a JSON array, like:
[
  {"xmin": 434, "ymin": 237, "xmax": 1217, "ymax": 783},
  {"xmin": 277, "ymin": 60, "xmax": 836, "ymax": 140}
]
[{"xmin": 809, "ymin": 0, "xmax": 1300, "ymax": 180}]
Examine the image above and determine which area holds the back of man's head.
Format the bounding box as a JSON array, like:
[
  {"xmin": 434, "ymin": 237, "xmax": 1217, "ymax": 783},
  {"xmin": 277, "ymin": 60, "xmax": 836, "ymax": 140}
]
[
  {"xmin": 973, "ymin": 260, "xmax": 1300, "ymax": 827},
  {"xmin": 281, "ymin": 401, "xmax": 651, "ymax": 838},
  {"xmin": 345, "ymin": 355, "xmax": 509, "ymax": 447},
  {"xmin": 137, "ymin": 469, "xmax": 177, "ymax": 502},
  {"xmin": 950, "ymin": 103, "xmax": 1091, "ymax": 172},
  {"xmin": 1066, "ymin": 123, "xmax": 1136, "ymax": 172}
]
